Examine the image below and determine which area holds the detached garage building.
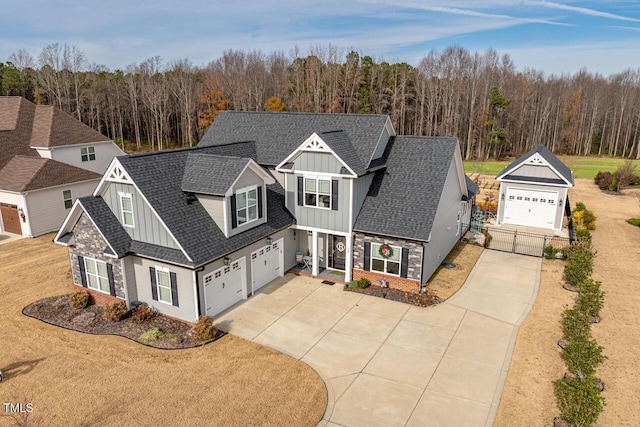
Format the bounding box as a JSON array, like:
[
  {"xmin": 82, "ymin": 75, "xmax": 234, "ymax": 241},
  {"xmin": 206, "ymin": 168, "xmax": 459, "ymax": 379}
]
[{"xmin": 496, "ymin": 144, "xmax": 574, "ymax": 232}]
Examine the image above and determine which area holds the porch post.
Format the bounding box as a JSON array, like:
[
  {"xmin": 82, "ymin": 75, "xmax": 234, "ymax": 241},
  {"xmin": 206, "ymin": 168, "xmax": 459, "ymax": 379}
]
[
  {"xmin": 312, "ymin": 230, "xmax": 319, "ymax": 276},
  {"xmin": 344, "ymin": 233, "xmax": 352, "ymax": 282}
]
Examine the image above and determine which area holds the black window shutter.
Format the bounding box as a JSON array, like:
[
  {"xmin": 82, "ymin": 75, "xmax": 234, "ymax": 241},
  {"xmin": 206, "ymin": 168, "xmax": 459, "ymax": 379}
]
[
  {"xmin": 297, "ymin": 176, "xmax": 303, "ymax": 206},
  {"xmin": 107, "ymin": 263, "xmax": 116, "ymax": 296},
  {"xmin": 400, "ymin": 248, "xmax": 410, "ymax": 278},
  {"xmin": 363, "ymin": 242, "xmax": 371, "ymax": 271},
  {"xmin": 170, "ymin": 272, "xmax": 179, "ymax": 307},
  {"xmin": 257, "ymin": 186, "xmax": 263, "ymax": 219},
  {"xmin": 78, "ymin": 256, "xmax": 87, "ymax": 287},
  {"xmin": 230, "ymin": 194, "xmax": 237, "ymax": 229},
  {"xmin": 331, "ymin": 179, "xmax": 339, "ymax": 211},
  {"xmin": 150, "ymin": 267, "xmax": 158, "ymax": 301}
]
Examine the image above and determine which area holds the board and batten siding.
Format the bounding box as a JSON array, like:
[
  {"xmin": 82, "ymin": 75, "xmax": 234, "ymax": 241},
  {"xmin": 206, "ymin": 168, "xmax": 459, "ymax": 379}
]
[
  {"xmin": 497, "ymin": 181, "xmax": 568, "ymax": 230},
  {"xmin": 132, "ymin": 256, "xmax": 197, "ymax": 322},
  {"xmin": 506, "ymin": 164, "xmax": 560, "ymax": 180},
  {"xmin": 123, "ymin": 256, "xmax": 138, "ymax": 303},
  {"xmin": 352, "ymin": 173, "xmax": 374, "ymax": 225},
  {"xmin": 293, "ymin": 152, "xmax": 343, "ymax": 174},
  {"xmin": 285, "ymin": 173, "xmax": 351, "ymax": 233},
  {"xmin": 102, "ymin": 182, "xmax": 179, "ymax": 249},
  {"xmin": 25, "ymin": 180, "xmax": 100, "ymax": 237},
  {"xmin": 422, "ymin": 158, "xmax": 465, "ymax": 282},
  {"xmin": 43, "ymin": 142, "xmax": 125, "ymax": 174}
]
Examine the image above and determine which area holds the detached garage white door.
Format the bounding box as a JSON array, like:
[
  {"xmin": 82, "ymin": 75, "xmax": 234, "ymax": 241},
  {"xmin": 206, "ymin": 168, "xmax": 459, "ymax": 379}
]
[
  {"xmin": 503, "ymin": 188, "xmax": 558, "ymax": 229},
  {"xmin": 251, "ymin": 239, "xmax": 283, "ymax": 294},
  {"xmin": 204, "ymin": 259, "xmax": 245, "ymax": 317}
]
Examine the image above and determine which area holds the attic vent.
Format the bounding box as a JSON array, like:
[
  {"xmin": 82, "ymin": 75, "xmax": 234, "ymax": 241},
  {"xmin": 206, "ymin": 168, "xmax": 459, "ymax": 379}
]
[{"xmin": 186, "ymin": 193, "xmax": 198, "ymax": 204}]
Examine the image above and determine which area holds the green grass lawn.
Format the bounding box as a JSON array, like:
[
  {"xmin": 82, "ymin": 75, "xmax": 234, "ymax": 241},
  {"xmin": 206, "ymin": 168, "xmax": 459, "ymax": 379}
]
[{"xmin": 464, "ymin": 156, "xmax": 640, "ymax": 179}]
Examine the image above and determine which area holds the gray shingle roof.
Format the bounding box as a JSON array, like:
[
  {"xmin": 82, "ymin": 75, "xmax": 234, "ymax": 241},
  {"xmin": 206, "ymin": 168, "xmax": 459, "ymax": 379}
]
[
  {"xmin": 181, "ymin": 153, "xmax": 250, "ymax": 196},
  {"xmin": 117, "ymin": 142, "xmax": 295, "ymax": 267},
  {"xmin": 497, "ymin": 144, "xmax": 574, "ymax": 185},
  {"xmin": 316, "ymin": 130, "xmax": 367, "ymax": 176},
  {"xmin": 465, "ymin": 175, "xmax": 480, "ymax": 198},
  {"xmin": 354, "ymin": 136, "xmax": 459, "ymax": 242},
  {"xmin": 198, "ymin": 111, "xmax": 390, "ymax": 173},
  {"xmin": 78, "ymin": 196, "xmax": 132, "ymax": 258}
]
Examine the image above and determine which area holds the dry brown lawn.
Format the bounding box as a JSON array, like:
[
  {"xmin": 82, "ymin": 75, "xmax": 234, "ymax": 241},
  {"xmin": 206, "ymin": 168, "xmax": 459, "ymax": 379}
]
[
  {"xmin": 427, "ymin": 242, "xmax": 484, "ymax": 301},
  {"xmin": 0, "ymin": 235, "xmax": 326, "ymax": 427},
  {"xmin": 495, "ymin": 179, "xmax": 640, "ymax": 427}
]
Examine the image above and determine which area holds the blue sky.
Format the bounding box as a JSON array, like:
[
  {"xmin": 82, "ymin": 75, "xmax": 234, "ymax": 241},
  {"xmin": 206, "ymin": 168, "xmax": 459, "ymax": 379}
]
[{"xmin": 1, "ymin": 1, "xmax": 639, "ymax": 76}]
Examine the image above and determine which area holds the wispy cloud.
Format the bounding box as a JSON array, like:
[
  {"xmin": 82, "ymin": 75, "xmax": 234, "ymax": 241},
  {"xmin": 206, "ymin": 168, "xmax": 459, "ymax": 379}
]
[{"xmin": 531, "ymin": 1, "xmax": 640, "ymax": 23}]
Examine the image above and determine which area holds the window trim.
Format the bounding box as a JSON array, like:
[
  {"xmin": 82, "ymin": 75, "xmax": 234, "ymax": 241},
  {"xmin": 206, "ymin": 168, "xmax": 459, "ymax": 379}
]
[
  {"xmin": 119, "ymin": 192, "xmax": 134, "ymax": 228},
  {"xmin": 63, "ymin": 189, "xmax": 73, "ymax": 209},
  {"xmin": 155, "ymin": 266, "xmax": 173, "ymax": 305},
  {"xmin": 81, "ymin": 146, "xmax": 96, "ymax": 162},
  {"xmin": 303, "ymin": 176, "xmax": 332, "ymax": 210},
  {"xmin": 83, "ymin": 256, "xmax": 110, "ymax": 294},
  {"xmin": 370, "ymin": 243, "xmax": 402, "ymax": 277},
  {"xmin": 235, "ymin": 185, "xmax": 259, "ymax": 226}
]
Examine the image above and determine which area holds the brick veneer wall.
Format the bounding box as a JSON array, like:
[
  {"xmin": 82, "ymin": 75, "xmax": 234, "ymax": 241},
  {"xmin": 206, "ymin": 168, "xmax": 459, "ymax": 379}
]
[
  {"xmin": 68, "ymin": 213, "xmax": 126, "ymax": 301},
  {"xmin": 352, "ymin": 232, "xmax": 423, "ymax": 294}
]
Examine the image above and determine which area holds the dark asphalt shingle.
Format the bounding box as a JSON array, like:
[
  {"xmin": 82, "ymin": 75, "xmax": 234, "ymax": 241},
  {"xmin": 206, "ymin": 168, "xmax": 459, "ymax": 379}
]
[
  {"xmin": 78, "ymin": 196, "xmax": 132, "ymax": 258},
  {"xmin": 181, "ymin": 153, "xmax": 250, "ymax": 196},
  {"xmin": 497, "ymin": 144, "xmax": 574, "ymax": 185}
]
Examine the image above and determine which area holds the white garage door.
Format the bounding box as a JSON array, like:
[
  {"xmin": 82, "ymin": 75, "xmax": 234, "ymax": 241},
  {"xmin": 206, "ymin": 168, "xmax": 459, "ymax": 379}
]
[
  {"xmin": 251, "ymin": 239, "xmax": 283, "ymax": 294},
  {"xmin": 204, "ymin": 259, "xmax": 245, "ymax": 317},
  {"xmin": 503, "ymin": 188, "xmax": 558, "ymax": 229}
]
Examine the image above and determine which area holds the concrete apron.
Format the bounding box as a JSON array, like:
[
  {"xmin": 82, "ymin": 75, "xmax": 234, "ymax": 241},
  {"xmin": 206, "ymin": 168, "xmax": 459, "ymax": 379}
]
[
  {"xmin": 214, "ymin": 250, "xmax": 541, "ymax": 427},
  {"xmin": 0, "ymin": 232, "xmax": 25, "ymax": 246}
]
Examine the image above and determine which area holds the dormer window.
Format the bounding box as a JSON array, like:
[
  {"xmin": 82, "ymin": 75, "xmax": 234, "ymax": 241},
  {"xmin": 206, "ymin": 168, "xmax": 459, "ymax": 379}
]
[
  {"xmin": 236, "ymin": 186, "xmax": 258, "ymax": 225},
  {"xmin": 81, "ymin": 146, "xmax": 96, "ymax": 162}
]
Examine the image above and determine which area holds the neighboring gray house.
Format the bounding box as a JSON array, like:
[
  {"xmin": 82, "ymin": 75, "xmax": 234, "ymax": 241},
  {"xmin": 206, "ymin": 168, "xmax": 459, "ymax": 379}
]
[
  {"xmin": 55, "ymin": 111, "xmax": 477, "ymax": 323},
  {"xmin": 495, "ymin": 144, "xmax": 574, "ymax": 232}
]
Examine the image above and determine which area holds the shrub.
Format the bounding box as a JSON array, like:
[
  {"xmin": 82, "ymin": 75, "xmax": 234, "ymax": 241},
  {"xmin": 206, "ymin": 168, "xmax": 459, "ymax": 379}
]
[
  {"xmin": 562, "ymin": 308, "xmax": 591, "ymax": 341},
  {"xmin": 573, "ymin": 203, "xmax": 596, "ymax": 230},
  {"xmin": 615, "ymin": 160, "xmax": 640, "ymax": 190},
  {"xmin": 140, "ymin": 327, "xmax": 165, "ymax": 342},
  {"xmin": 594, "ymin": 171, "xmax": 614, "ymax": 191},
  {"xmin": 192, "ymin": 315, "xmax": 217, "ymax": 342},
  {"xmin": 563, "ymin": 239, "xmax": 596, "ymax": 285},
  {"xmin": 626, "ymin": 218, "xmax": 640, "ymax": 227},
  {"xmin": 555, "ymin": 376, "xmax": 606, "ymax": 427},
  {"xmin": 543, "ymin": 244, "xmax": 559, "ymax": 260},
  {"xmin": 576, "ymin": 279, "xmax": 605, "ymax": 319},
  {"xmin": 562, "ymin": 335, "xmax": 606, "ymax": 379},
  {"xmin": 103, "ymin": 301, "xmax": 128, "ymax": 322},
  {"xmin": 69, "ymin": 290, "xmax": 90, "ymax": 309},
  {"xmin": 130, "ymin": 304, "xmax": 158, "ymax": 324},
  {"xmin": 345, "ymin": 277, "xmax": 371, "ymax": 290}
]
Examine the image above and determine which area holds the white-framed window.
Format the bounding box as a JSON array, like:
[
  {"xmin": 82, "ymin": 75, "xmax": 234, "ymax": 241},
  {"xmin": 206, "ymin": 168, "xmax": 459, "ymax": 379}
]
[
  {"xmin": 155, "ymin": 266, "xmax": 172, "ymax": 305},
  {"xmin": 81, "ymin": 146, "xmax": 96, "ymax": 162},
  {"xmin": 63, "ymin": 189, "xmax": 73, "ymax": 209},
  {"xmin": 371, "ymin": 243, "xmax": 401, "ymax": 276},
  {"xmin": 236, "ymin": 186, "xmax": 258, "ymax": 226},
  {"xmin": 119, "ymin": 192, "xmax": 134, "ymax": 228},
  {"xmin": 84, "ymin": 257, "xmax": 109, "ymax": 293},
  {"xmin": 304, "ymin": 177, "xmax": 331, "ymax": 209}
]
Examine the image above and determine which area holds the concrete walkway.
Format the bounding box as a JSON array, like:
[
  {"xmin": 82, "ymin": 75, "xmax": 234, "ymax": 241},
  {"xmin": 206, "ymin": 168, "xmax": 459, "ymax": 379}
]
[{"xmin": 215, "ymin": 250, "xmax": 541, "ymax": 427}]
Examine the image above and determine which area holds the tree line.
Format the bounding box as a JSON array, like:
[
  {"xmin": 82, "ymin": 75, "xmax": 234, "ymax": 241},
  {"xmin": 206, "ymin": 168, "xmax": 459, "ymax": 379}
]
[{"xmin": 1, "ymin": 43, "xmax": 640, "ymax": 159}]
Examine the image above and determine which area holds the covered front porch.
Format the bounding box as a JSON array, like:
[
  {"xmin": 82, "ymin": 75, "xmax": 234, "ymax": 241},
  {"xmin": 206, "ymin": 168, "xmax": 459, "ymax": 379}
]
[{"xmin": 291, "ymin": 226, "xmax": 352, "ymax": 282}]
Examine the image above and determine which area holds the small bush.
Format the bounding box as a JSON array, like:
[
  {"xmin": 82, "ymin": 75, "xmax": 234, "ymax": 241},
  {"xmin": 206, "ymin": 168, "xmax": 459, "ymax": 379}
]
[
  {"xmin": 130, "ymin": 304, "xmax": 158, "ymax": 324},
  {"xmin": 543, "ymin": 244, "xmax": 559, "ymax": 260},
  {"xmin": 562, "ymin": 308, "xmax": 591, "ymax": 341},
  {"xmin": 594, "ymin": 171, "xmax": 614, "ymax": 191},
  {"xmin": 345, "ymin": 277, "xmax": 371, "ymax": 290},
  {"xmin": 140, "ymin": 327, "xmax": 165, "ymax": 342},
  {"xmin": 573, "ymin": 202, "xmax": 596, "ymax": 230},
  {"xmin": 192, "ymin": 315, "xmax": 217, "ymax": 342},
  {"xmin": 626, "ymin": 218, "xmax": 640, "ymax": 227},
  {"xmin": 555, "ymin": 376, "xmax": 606, "ymax": 427},
  {"xmin": 562, "ymin": 335, "xmax": 606, "ymax": 379},
  {"xmin": 576, "ymin": 279, "xmax": 605, "ymax": 319},
  {"xmin": 103, "ymin": 301, "xmax": 128, "ymax": 322},
  {"xmin": 563, "ymin": 239, "xmax": 596, "ymax": 285},
  {"xmin": 69, "ymin": 290, "xmax": 90, "ymax": 309}
]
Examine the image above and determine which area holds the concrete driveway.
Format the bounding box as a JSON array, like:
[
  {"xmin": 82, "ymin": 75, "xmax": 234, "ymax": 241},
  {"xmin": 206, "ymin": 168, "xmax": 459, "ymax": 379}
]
[{"xmin": 215, "ymin": 250, "xmax": 541, "ymax": 427}]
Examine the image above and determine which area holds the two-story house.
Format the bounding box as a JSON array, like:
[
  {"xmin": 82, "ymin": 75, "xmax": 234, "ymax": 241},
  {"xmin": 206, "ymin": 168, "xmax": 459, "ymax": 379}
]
[
  {"xmin": 0, "ymin": 96, "xmax": 124, "ymax": 237},
  {"xmin": 54, "ymin": 112, "xmax": 477, "ymax": 323}
]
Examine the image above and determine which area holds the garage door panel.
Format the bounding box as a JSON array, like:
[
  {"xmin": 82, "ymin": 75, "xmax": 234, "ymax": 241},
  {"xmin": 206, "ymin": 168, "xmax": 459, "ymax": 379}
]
[
  {"xmin": 251, "ymin": 239, "xmax": 283, "ymax": 293},
  {"xmin": 503, "ymin": 188, "xmax": 557, "ymax": 229},
  {"xmin": 205, "ymin": 260, "xmax": 244, "ymax": 317}
]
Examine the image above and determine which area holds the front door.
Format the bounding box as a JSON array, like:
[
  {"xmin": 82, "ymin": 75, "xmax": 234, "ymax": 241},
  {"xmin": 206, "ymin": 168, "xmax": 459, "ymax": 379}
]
[
  {"xmin": 1, "ymin": 203, "xmax": 22, "ymax": 235},
  {"xmin": 328, "ymin": 235, "xmax": 346, "ymax": 271}
]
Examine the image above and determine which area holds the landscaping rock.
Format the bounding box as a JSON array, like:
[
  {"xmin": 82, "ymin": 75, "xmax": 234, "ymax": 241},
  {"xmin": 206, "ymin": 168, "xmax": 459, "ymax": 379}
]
[
  {"xmin": 589, "ymin": 315, "xmax": 601, "ymax": 324},
  {"xmin": 562, "ymin": 283, "xmax": 578, "ymax": 292},
  {"xmin": 554, "ymin": 416, "xmax": 569, "ymax": 427},
  {"xmin": 595, "ymin": 379, "xmax": 605, "ymax": 391},
  {"xmin": 558, "ymin": 337, "xmax": 569, "ymax": 349},
  {"xmin": 555, "ymin": 252, "xmax": 564, "ymax": 260},
  {"xmin": 72, "ymin": 311, "xmax": 96, "ymax": 328}
]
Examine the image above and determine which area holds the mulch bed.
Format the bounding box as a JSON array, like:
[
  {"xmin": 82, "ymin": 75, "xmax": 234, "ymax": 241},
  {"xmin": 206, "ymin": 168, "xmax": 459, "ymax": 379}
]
[
  {"xmin": 346, "ymin": 284, "xmax": 442, "ymax": 307},
  {"xmin": 23, "ymin": 295, "xmax": 224, "ymax": 349}
]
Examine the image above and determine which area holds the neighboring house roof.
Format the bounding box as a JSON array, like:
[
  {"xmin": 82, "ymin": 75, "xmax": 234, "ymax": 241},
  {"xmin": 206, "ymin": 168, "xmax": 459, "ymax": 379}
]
[
  {"xmin": 29, "ymin": 104, "xmax": 111, "ymax": 148},
  {"xmin": 198, "ymin": 111, "xmax": 390, "ymax": 171},
  {"xmin": 354, "ymin": 136, "xmax": 459, "ymax": 242},
  {"xmin": 496, "ymin": 144, "xmax": 574, "ymax": 186},
  {"xmin": 113, "ymin": 142, "xmax": 294, "ymax": 267},
  {"xmin": 181, "ymin": 153, "xmax": 251, "ymax": 196},
  {"xmin": 0, "ymin": 155, "xmax": 100, "ymax": 192}
]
